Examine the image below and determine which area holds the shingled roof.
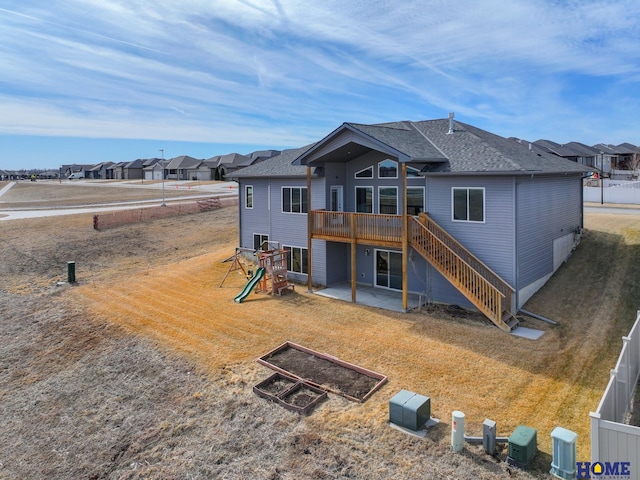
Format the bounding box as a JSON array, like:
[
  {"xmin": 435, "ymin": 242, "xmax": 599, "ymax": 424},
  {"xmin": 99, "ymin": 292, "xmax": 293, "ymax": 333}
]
[
  {"xmin": 233, "ymin": 117, "xmax": 590, "ymax": 178},
  {"xmin": 231, "ymin": 145, "xmax": 316, "ymax": 178}
]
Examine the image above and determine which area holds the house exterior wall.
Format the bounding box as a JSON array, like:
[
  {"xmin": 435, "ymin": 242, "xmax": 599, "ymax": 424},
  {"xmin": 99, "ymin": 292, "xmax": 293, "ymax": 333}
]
[
  {"xmin": 239, "ymin": 178, "xmax": 271, "ymax": 251},
  {"xmin": 425, "ymin": 174, "xmax": 516, "ymax": 306},
  {"xmin": 124, "ymin": 169, "xmax": 143, "ymax": 180},
  {"xmin": 515, "ymin": 174, "xmax": 583, "ymax": 305},
  {"xmin": 238, "ymin": 176, "xmax": 327, "ymax": 285}
]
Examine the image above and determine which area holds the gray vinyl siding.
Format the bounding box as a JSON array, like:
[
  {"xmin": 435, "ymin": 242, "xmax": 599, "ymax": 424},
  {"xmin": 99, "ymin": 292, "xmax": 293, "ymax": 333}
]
[
  {"xmin": 426, "ymin": 175, "xmax": 516, "ymax": 285},
  {"xmin": 238, "ymin": 179, "xmax": 271, "ymax": 250},
  {"xmin": 516, "ymin": 174, "xmax": 583, "ymax": 288}
]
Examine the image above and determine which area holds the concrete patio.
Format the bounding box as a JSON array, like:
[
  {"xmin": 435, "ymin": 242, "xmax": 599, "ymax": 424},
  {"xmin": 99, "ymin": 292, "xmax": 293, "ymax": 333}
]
[{"xmin": 313, "ymin": 283, "xmax": 422, "ymax": 313}]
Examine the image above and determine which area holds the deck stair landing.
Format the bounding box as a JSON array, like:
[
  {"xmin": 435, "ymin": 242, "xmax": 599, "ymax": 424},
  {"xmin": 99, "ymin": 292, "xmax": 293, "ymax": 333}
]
[{"xmin": 410, "ymin": 214, "xmax": 518, "ymax": 332}]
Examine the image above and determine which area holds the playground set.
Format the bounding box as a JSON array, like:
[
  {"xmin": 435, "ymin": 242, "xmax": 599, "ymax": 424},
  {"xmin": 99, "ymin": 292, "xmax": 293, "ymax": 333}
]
[{"xmin": 220, "ymin": 243, "xmax": 295, "ymax": 303}]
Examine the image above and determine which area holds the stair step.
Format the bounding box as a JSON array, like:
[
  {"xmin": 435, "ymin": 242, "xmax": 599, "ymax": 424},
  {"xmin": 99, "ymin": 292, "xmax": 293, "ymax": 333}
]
[{"xmin": 504, "ymin": 315, "xmax": 519, "ymax": 331}]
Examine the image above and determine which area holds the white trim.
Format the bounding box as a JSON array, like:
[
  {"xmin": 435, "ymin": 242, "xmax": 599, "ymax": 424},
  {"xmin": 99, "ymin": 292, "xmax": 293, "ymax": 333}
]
[
  {"xmin": 374, "ymin": 248, "xmax": 402, "ymax": 290},
  {"xmin": 253, "ymin": 233, "xmax": 269, "ymax": 251},
  {"xmin": 281, "ymin": 186, "xmax": 308, "ymax": 214},
  {"xmin": 355, "ymin": 165, "xmax": 373, "ymax": 179},
  {"xmin": 378, "ymin": 158, "xmax": 398, "ymax": 179},
  {"xmin": 282, "ymin": 244, "xmax": 309, "ymax": 275},
  {"xmin": 451, "ymin": 186, "xmax": 485, "ymax": 223},
  {"xmin": 330, "ymin": 185, "xmax": 344, "ymax": 212},
  {"xmin": 378, "ymin": 186, "xmax": 398, "ymax": 215},
  {"xmin": 245, "ymin": 185, "xmax": 254, "ymax": 209},
  {"xmin": 355, "ymin": 185, "xmax": 374, "ymax": 213},
  {"xmin": 406, "ymin": 186, "xmax": 425, "ymax": 215}
]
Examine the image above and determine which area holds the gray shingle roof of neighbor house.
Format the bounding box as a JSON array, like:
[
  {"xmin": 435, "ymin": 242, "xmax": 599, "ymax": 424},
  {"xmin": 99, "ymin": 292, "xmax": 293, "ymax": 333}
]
[
  {"xmin": 216, "ymin": 153, "xmax": 253, "ymax": 168},
  {"xmin": 617, "ymin": 143, "xmax": 640, "ymax": 154},
  {"xmin": 165, "ymin": 155, "xmax": 201, "ymax": 169},
  {"xmin": 564, "ymin": 142, "xmax": 600, "ymax": 156},
  {"xmin": 230, "ymin": 145, "xmax": 316, "ymax": 178}
]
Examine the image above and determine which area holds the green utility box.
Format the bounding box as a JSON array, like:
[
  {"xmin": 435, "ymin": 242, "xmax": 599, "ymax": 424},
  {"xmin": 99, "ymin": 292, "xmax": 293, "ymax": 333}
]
[
  {"xmin": 389, "ymin": 389, "xmax": 431, "ymax": 431},
  {"xmin": 507, "ymin": 425, "xmax": 538, "ymax": 470}
]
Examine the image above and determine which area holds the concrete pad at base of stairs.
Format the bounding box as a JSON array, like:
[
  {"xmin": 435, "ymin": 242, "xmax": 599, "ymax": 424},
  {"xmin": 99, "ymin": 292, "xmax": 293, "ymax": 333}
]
[{"xmin": 511, "ymin": 326, "xmax": 545, "ymax": 340}]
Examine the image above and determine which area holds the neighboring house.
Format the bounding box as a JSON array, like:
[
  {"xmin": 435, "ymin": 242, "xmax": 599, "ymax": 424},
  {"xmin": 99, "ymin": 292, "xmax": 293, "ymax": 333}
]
[
  {"xmin": 216, "ymin": 153, "xmax": 254, "ymax": 179},
  {"xmin": 249, "ymin": 149, "xmax": 281, "ymax": 164},
  {"xmin": 188, "ymin": 159, "xmax": 217, "ymax": 181},
  {"xmin": 107, "ymin": 162, "xmax": 127, "ymax": 180},
  {"xmin": 87, "ymin": 162, "xmax": 114, "ymax": 180},
  {"xmin": 123, "ymin": 159, "xmax": 144, "ymax": 180},
  {"xmin": 142, "ymin": 158, "xmax": 163, "ymax": 181},
  {"xmin": 232, "ymin": 116, "xmax": 589, "ymax": 331},
  {"xmin": 165, "ymin": 155, "xmax": 200, "ymax": 180}
]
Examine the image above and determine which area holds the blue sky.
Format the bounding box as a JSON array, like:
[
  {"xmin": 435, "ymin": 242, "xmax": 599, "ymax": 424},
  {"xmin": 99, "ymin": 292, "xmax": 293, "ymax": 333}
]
[{"xmin": 2, "ymin": 0, "xmax": 640, "ymax": 170}]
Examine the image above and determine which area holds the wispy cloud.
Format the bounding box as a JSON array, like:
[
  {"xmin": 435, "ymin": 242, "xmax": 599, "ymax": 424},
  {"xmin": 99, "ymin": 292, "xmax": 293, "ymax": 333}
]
[{"xmin": 1, "ymin": 0, "xmax": 640, "ymax": 150}]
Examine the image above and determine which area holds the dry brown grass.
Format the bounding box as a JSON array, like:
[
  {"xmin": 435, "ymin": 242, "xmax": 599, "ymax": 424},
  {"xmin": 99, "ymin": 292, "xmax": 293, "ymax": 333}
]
[{"xmin": 1, "ymin": 182, "xmax": 640, "ymax": 479}]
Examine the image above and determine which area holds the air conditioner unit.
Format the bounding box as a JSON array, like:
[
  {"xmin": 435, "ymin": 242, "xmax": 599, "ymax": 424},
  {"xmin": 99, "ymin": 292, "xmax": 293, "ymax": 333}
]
[{"xmin": 507, "ymin": 425, "xmax": 537, "ymax": 470}]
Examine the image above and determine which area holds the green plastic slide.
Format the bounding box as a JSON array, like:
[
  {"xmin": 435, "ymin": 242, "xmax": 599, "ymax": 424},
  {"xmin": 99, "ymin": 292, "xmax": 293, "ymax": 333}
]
[{"xmin": 233, "ymin": 267, "xmax": 265, "ymax": 303}]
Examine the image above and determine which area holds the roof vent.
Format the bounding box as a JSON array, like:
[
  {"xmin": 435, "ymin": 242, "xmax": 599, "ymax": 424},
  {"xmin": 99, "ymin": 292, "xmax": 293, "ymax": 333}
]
[{"xmin": 447, "ymin": 112, "xmax": 455, "ymax": 134}]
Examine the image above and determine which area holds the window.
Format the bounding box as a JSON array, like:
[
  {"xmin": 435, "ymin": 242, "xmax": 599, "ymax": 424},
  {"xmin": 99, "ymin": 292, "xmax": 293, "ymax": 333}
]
[
  {"xmin": 245, "ymin": 185, "xmax": 253, "ymax": 209},
  {"xmin": 406, "ymin": 187, "xmax": 424, "ymax": 215},
  {"xmin": 282, "ymin": 187, "xmax": 308, "ymax": 213},
  {"xmin": 253, "ymin": 233, "xmax": 269, "ymax": 251},
  {"xmin": 355, "ymin": 186, "xmax": 373, "ymax": 213},
  {"xmin": 452, "ymin": 187, "xmax": 484, "ymax": 222},
  {"xmin": 355, "ymin": 166, "xmax": 373, "ymax": 178},
  {"xmin": 284, "ymin": 245, "xmax": 308, "ymax": 274},
  {"xmin": 378, "ymin": 159, "xmax": 398, "ymax": 178},
  {"xmin": 378, "ymin": 187, "xmax": 397, "ymax": 214}
]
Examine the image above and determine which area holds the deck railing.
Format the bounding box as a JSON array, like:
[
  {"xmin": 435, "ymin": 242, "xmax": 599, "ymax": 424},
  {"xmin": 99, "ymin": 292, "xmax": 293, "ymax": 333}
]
[
  {"xmin": 310, "ymin": 210, "xmax": 402, "ymax": 245},
  {"xmin": 414, "ymin": 213, "xmax": 515, "ymax": 316},
  {"xmin": 409, "ymin": 216, "xmax": 513, "ymax": 329}
]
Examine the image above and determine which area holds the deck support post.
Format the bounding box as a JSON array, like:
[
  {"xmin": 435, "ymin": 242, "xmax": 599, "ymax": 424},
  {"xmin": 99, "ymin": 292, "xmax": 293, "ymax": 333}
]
[
  {"xmin": 307, "ymin": 167, "xmax": 313, "ymax": 292},
  {"xmin": 350, "ymin": 214, "xmax": 357, "ymax": 303},
  {"xmin": 401, "ymin": 163, "xmax": 408, "ymax": 312}
]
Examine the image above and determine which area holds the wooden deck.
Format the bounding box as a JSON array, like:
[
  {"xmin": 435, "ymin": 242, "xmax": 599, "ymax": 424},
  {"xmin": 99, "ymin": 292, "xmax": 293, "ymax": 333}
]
[{"xmin": 309, "ymin": 210, "xmax": 517, "ymax": 331}]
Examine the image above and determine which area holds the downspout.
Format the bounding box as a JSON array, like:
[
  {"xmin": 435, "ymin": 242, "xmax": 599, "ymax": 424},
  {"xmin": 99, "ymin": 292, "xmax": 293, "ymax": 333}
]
[
  {"xmin": 307, "ymin": 167, "xmax": 313, "ymax": 292},
  {"xmin": 402, "ymin": 163, "xmax": 408, "ymax": 312}
]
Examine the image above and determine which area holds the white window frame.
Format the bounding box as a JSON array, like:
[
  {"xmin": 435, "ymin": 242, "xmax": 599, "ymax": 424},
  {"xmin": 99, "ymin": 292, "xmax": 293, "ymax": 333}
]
[
  {"xmin": 378, "ymin": 159, "xmax": 398, "ymax": 179},
  {"xmin": 283, "ymin": 245, "xmax": 308, "ymax": 275},
  {"xmin": 281, "ymin": 186, "xmax": 308, "ymax": 214},
  {"xmin": 374, "ymin": 248, "xmax": 403, "ymax": 290},
  {"xmin": 378, "ymin": 186, "xmax": 398, "ymax": 215},
  {"xmin": 253, "ymin": 233, "xmax": 269, "ymax": 251},
  {"xmin": 406, "ymin": 186, "xmax": 425, "ymax": 215},
  {"xmin": 245, "ymin": 185, "xmax": 253, "ymax": 209},
  {"xmin": 355, "ymin": 186, "xmax": 374, "ymax": 213},
  {"xmin": 451, "ymin": 187, "xmax": 485, "ymax": 223},
  {"xmin": 355, "ymin": 166, "xmax": 373, "ymax": 179}
]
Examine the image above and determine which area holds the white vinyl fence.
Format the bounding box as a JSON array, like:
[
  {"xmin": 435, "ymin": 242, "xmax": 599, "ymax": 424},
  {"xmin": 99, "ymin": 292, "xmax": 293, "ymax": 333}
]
[
  {"xmin": 590, "ymin": 312, "xmax": 640, "ymax": 478},
  {"xmin": 584, "ymin": 181, "xmax": 640, "ymax": 204}
]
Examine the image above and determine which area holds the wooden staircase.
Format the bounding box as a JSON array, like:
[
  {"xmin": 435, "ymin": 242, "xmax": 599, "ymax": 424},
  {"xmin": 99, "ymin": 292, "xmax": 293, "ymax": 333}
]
[{"xmin": 409, "ymin": 214, "xmax": 518, "ymax": 332}]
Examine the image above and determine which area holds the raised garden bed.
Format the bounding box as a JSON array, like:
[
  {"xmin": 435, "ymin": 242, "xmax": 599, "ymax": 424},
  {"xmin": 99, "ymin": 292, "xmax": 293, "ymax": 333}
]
[
  {"xmin": 253, "ymin": 372, "xmax": 327, "ymax": 415},
  {"xmin": 257, "ymin": 341, "xmax": 387, "ymax": 402},
  {"xmin": 278, "ymin": 382, "xmax": 327, "ymax": 415},
  {"xmin": 253, "ymin": 372, "xmax": 298, "ymax": 401}
]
